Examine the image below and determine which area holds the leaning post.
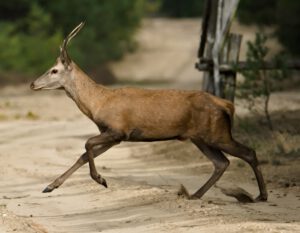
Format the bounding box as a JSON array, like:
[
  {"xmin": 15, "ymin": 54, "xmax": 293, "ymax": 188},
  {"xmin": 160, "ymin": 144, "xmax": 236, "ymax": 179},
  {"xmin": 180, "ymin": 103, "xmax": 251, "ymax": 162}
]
[
  {"xmin": 220, "ymin": 33, "xmax": 242, "ymax": 102},
  {"xmin": 197, "ymin": 0, "xmax": 240, "ymax": 99}
]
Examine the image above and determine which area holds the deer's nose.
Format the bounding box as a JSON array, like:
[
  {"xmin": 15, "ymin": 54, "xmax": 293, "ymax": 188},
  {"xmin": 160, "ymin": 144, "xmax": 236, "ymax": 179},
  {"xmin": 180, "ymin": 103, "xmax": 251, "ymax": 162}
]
[{"xmin": 30, "ymin": 82, "xmax": 35, "ymax": 90}]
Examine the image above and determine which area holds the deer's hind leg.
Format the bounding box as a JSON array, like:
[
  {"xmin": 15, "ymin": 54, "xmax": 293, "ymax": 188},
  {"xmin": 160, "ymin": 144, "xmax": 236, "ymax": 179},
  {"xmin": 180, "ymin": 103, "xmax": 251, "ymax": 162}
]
[
  {"xmin": 185, "ymin": 139, "xmax": 230, "ymax": 199},
  {"xmin": 217, "ymin": 139, "xmax": 268, "ymax": 201}
]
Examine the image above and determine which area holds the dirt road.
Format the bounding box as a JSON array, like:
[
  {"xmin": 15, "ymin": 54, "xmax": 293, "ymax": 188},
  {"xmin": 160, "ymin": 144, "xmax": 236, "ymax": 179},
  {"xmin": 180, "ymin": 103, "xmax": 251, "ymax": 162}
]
[
  {"xmin": 0, "ymin": 85, "xmax": 299, "ymax": 233},
  {"xmin": 1, "ymin": 17, "xmax": 299, "ymax": 233}
]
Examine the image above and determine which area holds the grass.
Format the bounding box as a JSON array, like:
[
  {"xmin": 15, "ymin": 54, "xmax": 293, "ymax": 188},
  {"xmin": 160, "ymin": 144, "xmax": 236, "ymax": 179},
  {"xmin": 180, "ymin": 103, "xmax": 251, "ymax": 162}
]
[
  {"xmin": 25, "ymin": 111, "xmax": 39, "ymax": 120},
  {"xmin": 0, "ymin": 111, "xmax": 39, "ymax": 121},
  {"xmin": 233, "ymin": 110, "xmax": 300, "ymax": 163},
  {"xmin": 5, "ymin": 101, "xmax": 11, "ymax": 108},
  {"xmin": 0, "ymin": 114, "xmax": 8, "ymax": 121}
]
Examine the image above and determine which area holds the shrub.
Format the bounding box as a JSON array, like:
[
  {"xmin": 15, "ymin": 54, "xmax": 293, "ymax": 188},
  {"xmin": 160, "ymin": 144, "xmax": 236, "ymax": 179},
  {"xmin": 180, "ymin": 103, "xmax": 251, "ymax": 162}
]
[
  {"xmin": 159, "ymin": 0, "xmax": 204, "ymax": 17},
  {"xmin": 0, "ymin": 4, "xmax": 62, "ymax": 75},
  {"xmin": 0, "ymin": 1, "xmax": 144, "ymax": 79},
  {"xmin": 238, "ymin": 33, "xmax": 287, "ymax": 130}
]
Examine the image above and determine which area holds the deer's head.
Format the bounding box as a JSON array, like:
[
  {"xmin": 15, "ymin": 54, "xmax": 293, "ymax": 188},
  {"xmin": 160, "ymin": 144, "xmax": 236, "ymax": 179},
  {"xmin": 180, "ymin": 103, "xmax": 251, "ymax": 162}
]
[{"xmin": 30, "ymin": 22, "xmax": 84, "ymax": 91}]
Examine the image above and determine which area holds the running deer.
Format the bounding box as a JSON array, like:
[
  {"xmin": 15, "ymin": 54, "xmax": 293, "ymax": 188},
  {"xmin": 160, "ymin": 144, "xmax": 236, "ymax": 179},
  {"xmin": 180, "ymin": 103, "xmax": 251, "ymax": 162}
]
[{"xmin": 30, "ymin": 22, "xmax": 267, "ymax": 201}]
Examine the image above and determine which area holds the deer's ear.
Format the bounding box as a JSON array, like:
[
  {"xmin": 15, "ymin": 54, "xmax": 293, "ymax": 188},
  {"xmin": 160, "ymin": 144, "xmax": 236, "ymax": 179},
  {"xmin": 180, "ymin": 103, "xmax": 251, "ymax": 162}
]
[
  {"xmin": 66, "ymin": 64, "xmax": 73, "ymax": 71},
  {"xmin": 57, "ymin": 56, "xmax": 72, "ymax": 71}
]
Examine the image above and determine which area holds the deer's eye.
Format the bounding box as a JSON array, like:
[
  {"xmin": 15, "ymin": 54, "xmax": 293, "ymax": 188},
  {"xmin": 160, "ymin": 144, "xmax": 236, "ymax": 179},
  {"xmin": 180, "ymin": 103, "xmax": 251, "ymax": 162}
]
[{"xmin": 51, "ymin": 69, "xmax": 58, "ymax": 74}]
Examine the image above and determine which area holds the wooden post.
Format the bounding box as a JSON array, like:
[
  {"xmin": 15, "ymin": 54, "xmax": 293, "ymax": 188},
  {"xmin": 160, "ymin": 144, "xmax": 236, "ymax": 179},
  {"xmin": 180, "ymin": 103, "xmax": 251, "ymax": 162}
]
[
  {"xmin": 199, "ymin": 0, "xmax": 240, "ymax": 98},
  {"xmin": 202, "ymin": 0, "xmax": 219, "ymax": 94},
  {"xmin": 196, "ymin": 59, "xmax": 300, "ymax": 72},
  {"xmin": 198, "ymin": 0, "xmax": 211, "ymax": 59},
  {"xmin": 220, "ymin": 33, "xmax": 242, "ymax": 102}
]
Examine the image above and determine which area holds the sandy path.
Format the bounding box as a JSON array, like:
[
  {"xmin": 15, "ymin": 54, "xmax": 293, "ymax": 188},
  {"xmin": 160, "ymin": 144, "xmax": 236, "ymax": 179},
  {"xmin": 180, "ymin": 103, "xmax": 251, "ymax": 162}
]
[
  {"xmin": 0, "ymin": 17, "xmax": 299, "ymax": 233},
  {"xmin": 111, "ymin": 18, "xmax": 281, "ymax": 86},
  {"xmin": 0, "ymin": 87, "xmax": 299, "ymax": 233}
]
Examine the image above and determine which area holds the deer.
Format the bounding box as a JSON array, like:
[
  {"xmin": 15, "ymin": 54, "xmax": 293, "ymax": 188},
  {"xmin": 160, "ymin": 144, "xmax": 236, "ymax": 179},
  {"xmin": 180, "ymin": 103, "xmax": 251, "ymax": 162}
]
[{"xmin": 30, "ymin": 22, "xmax": 267, "ymax": 202}]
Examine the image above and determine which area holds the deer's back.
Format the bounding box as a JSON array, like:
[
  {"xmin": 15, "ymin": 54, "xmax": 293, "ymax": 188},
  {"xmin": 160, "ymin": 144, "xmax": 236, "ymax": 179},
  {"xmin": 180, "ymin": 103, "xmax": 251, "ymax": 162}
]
[{"xmin": 93, "ymin": 87, "xmax": 233, "ymax": 142}]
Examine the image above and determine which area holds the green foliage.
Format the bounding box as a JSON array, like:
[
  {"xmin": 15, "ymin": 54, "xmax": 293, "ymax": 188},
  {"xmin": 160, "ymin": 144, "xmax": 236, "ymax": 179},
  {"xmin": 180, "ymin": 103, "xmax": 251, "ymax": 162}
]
[
  {"xmin": 144, "ymin": 0, "xmax": 162, "ymax": 15},
  {"xmin": 159, "ymin": 0, "xmax": 204, "ymax": 17},
  {"xmin": 156, "ymin": 0, "xmax": 300, "ymax": 56},
  {"xmin": 236, "ymin": 0, "xmax": 300, "ymax": 56},
  {"xmin": 0, "ymin": 0, "xmax": 144, "ymax": 78},
  {"xmin": 239, "ymin": 34, "xmax": 269, "ymax": 101},
  {"xmin": 238, "ymin": 33, "xmax": 287, "ymax": 130},
  {"xmin": 0, "ymin": 4, "xmax": 62, "ymax": 75},
  {"xmin": 239, "ymin": 33, "xmax": 286, "ymax": 100},
  {"xmin": 0, "ymin": 0, "xmax": 31, "ymax": 21},
  {"xmin": 43, "ymin": 0, "xmax": 144, "ymax": 69},
  {"xmin": 237, "ymin": 0, "xmax": 277, "ymax": 26},
  {"xmin": 276, "ymin": 0, "xmax": 300, "ymax": 56}
]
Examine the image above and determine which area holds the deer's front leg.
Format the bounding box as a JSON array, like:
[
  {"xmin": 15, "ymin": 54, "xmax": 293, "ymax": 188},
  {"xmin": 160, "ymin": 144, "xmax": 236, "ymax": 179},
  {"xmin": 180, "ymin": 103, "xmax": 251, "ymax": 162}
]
[
  {"xmin": 85, "ymin": 133, "xmax": 122, "ymax": 188},
  {"xmin": 43, "ymin": 143, "xmax": 116, "ymax": 193}
]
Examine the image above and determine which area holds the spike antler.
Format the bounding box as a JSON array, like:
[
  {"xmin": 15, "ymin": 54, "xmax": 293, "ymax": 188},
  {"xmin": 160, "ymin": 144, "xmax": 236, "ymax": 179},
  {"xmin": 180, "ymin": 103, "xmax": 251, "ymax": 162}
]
[{"xmin": 60, "ymin": 22, "xmax": 85, "ymax": 66}]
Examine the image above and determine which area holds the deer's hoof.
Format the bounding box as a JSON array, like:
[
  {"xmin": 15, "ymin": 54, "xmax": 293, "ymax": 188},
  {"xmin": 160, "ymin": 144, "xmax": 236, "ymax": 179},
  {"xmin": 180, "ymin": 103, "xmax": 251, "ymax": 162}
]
[
  {"xmin": 188, "ymin": 195, "xmax": 201, "ymax": 200},
  {"xmin": 42, "ymin": 186, "xmax": 54, "ymax": 193},
  {"xmin": 92, "ymin": 174, "xmax": 108, "ymax": 188},
  {"xmin": 255, "ymin": 194, "xmax": 268, "ymax": 202},
  {"xmin": 177, "ymin": 184, "xmax": 191, "ymax": 199},
  {"xmin": 101, "ymin": 178, "xmax": 108, "ymax": 188}
]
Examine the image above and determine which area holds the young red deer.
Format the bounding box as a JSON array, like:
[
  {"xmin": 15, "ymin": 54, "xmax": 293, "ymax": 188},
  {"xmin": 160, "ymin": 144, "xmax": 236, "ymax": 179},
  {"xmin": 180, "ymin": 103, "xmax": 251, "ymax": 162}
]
[{"xmin": 30, "ymin": 23, "xmax": 267, "ymax": 201}]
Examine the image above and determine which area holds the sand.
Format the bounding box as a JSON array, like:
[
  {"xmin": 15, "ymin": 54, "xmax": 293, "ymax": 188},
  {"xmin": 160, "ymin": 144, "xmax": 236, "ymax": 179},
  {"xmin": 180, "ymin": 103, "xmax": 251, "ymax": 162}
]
[{"xmin": 0, "ymin": 18, "xmax": 299, "ymax": 233}]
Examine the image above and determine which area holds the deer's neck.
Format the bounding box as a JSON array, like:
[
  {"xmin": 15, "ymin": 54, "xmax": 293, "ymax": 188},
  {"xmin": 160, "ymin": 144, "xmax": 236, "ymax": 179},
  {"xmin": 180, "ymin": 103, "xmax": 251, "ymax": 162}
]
[{"xmin": 64, "ymin": 65, "xmax": 106, "ymax": 120}]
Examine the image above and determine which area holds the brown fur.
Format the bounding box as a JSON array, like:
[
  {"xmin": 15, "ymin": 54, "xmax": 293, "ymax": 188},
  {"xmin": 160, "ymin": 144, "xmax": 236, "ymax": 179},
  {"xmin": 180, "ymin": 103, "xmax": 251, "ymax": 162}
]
[
  {"xmin": 68, "ymin": 64, "xmax": 234, "ymax": 145},
  {"xmin": 30, "ymin": 23, "xmax": 267, "ymax": 202}
]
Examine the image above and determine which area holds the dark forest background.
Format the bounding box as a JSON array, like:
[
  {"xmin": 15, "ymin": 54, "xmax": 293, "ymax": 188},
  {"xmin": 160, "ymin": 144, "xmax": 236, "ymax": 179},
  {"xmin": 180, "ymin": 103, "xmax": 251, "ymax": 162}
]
[{"xmin": 0, "ymin": 0, "xmax": 299, "ymax": 81}]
